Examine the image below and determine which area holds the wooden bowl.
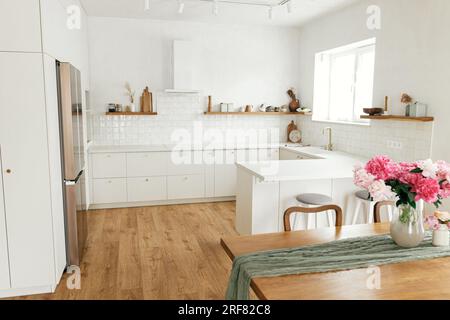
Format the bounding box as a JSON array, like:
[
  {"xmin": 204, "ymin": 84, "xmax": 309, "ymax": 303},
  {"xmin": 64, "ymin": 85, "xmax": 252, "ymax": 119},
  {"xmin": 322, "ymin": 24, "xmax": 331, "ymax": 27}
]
[{"xmin": 363, "ymin": 108, "xmax": 384, "ymax": 116}]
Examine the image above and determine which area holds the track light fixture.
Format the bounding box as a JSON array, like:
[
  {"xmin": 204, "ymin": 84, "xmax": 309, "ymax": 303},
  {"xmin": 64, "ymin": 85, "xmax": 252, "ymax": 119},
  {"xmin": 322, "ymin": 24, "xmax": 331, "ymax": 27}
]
[
  {"xmin": 213, "ymin": 0, "xmax": 219, "ymax": 15},
  {"xmin": 178, "ymin": 0, "xmax": 185, "ymax": 14},
  {"xmin": 268, "ymin": 6, "xmax": 273, "ymax": 19},
  {"xmin": 144, "ymin": 0, "xmax": 150, "ymax": 11},
  {"xmin": 287, "ymin": 0, "xmax": 292, "ymax": 13}
]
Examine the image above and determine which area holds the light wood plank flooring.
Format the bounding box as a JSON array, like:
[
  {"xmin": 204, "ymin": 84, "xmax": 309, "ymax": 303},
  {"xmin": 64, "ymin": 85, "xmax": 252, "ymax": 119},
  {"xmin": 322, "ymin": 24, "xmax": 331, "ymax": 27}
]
[{"xmin": 16, "ymin": 201, "xmax": 237, "ymax": 300}]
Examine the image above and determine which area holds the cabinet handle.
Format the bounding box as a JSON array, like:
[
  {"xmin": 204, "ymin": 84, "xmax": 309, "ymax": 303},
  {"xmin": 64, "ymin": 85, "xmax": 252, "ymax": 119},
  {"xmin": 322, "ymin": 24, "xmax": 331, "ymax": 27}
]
[
  {"xmin": 6, "ymin": 169, "xmax": 11, "ymax": 174},
  {"xmin": 183, "ymin": 177, "xmax": 189, "ymax": 181},
  {"xmin": 145, "ymin": 179, "xmax": 150, "ymax": 182}
]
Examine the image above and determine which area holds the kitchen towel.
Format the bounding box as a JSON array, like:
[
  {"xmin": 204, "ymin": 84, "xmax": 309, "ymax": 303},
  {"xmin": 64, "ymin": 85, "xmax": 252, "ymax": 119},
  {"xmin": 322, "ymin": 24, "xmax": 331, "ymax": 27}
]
[{"xmin": 226, "ymin": 232, "xmax": 450, "ymax": 300}]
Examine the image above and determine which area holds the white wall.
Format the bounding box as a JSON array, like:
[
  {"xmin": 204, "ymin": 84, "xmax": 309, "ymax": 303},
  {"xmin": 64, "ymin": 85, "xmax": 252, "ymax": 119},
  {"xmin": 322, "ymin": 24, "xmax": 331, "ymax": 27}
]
[
  {"xmin": 88, "ymin": 17, "xmax": 300, "ymax": 111},
  {"xmin": 296, "ymin": 0, "xmax": 450, "ymax": 208}
]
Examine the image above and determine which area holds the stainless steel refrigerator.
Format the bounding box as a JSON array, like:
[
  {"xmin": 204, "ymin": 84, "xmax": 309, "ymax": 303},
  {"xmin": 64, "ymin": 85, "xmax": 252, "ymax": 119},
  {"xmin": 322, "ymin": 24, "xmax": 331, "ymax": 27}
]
[{"xmin": 56, "ymin": 61, "xmax": 87, "ymax": 267}]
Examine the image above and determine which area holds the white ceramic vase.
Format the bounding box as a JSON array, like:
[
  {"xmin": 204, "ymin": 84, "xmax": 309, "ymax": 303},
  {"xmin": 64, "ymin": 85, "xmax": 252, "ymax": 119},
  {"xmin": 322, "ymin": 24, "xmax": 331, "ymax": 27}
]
[
  {"xmin": 390, "ymin": 201, "xmax": 425, "ymax": 248},
  {"xmin": 432, "ymin": 224, "xmax": 450, "ymax": 247}
]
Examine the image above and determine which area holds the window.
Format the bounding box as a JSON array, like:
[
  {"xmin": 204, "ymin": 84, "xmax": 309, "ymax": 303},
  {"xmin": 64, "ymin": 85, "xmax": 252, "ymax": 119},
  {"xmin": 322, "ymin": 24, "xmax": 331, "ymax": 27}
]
[{"xmin": 313, "ymin": 38, "xmax": 376, "ymax": 124}]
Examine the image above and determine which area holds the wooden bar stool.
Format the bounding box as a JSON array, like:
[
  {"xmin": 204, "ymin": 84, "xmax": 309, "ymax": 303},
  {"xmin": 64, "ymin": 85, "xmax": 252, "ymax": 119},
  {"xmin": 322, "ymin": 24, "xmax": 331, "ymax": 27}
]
[
  {"xmin": 295, "ymin": 194, "xmax": 335, "ymax": 230},
  {"xmin": 352, "ymin": 190, "xmax": 393, "ymax": 225},
  {"xmin": 284, "ymin": 205, "xmax": 343, "ymax": 232}
]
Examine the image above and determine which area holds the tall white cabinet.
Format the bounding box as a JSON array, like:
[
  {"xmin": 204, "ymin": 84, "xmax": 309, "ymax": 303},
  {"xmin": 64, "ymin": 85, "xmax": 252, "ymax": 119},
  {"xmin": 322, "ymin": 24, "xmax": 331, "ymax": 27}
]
[
  {"xmin": 0, "ymin": 53, "xmax": 56, "ymax": 290},
  {"xmin": 0, "ymin": 0, "xmax": 90, "ymax": 298}
]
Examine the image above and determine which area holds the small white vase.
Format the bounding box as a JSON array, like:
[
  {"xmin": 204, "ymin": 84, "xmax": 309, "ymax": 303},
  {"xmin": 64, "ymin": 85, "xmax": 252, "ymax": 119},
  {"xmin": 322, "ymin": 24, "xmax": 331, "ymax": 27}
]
[
  {"xmin": 130, "ymin": 103, "xmax": 136, "ymax": 112},
  {"xmin": 432, "ymin": 224, "xmax": 449, "ymax": 247}
]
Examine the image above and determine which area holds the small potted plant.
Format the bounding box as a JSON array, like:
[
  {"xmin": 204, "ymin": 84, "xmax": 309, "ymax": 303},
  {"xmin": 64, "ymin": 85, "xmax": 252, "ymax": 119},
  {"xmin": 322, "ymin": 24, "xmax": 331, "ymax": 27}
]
[
  {"xmin": 401, "ymin": 93, "xmax": 413, "ymax": 117},
  {"xmin": 425, "ymin": 211, "xmax": 450, "ymax": 247}
]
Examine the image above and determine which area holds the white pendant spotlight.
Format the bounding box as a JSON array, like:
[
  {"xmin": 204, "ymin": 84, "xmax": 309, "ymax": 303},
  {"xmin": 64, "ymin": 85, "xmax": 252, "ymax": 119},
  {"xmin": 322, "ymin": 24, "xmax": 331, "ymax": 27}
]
[
  {"xmin": 144, "ymin": 0, "xmax": 150, "ymax": 11},
  {"xmin": 213, "ymin": 0, "xmax": 219, "ymax": 15},
  {"xmin": 268, "ymin": 6, "xmax": 273, "ymax": 20},
  {"xmin": 178, "ymin": 0, "xmax": 185, "ymax": 14},
  {"xmin": 287, "ymin": 0, "xmax": 292, "ymax": 13}
]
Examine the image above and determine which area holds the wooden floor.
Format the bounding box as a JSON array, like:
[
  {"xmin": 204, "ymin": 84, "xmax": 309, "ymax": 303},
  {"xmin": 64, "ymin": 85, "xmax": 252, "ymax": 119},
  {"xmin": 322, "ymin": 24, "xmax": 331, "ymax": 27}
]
[{"xmin": 16, "ymin": 201, "xmax": 238, "ymax": 300}]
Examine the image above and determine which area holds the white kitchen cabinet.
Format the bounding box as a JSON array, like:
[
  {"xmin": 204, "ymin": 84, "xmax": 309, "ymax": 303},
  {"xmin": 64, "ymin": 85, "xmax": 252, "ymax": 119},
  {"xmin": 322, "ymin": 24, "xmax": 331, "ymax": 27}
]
[
  {"xmin": 93, "ymin": 178, "xmax": 127, "ymax": 204},
  {"xmin": 259, "ymin": 149, "xmax": 280, "ymax": 161},
  {"xmin": 127, "ymin": 177, "xmax": 167, "ymax": 202},
  {"xmin": 92, "ymin": 153, "xmax": 127, "ymax": 178},
  {"xmin": 168, "ymin": 175, "xmax": 205, "ymax": 200},
  {"xmin": 203, "ymin": 151, "xmax": 215, "ymax": 198},
  {"xmin": 0, "ymin": 52, "xmax": 55, "ymax": 288},
  {"xmin": 0, "ymin": 0, "xmax": 42, "ymax": 52},
  {"xmin": 127, "ymin": 152, "xmax": 168, "ymax": 177},
  {"xmin": 0, "ymin": 149, "xmax": 11, "ymax": 290},
  {"xmin": 280, "ymin": 149, "xmax": 315, "ymax": 160},
  {"xmin": 167, "ymin": 150, "xmax": 205, "ymax": 176},
  {"xmin": 214, "ymin": 150, "xmax": 238, "ymax": 197}
]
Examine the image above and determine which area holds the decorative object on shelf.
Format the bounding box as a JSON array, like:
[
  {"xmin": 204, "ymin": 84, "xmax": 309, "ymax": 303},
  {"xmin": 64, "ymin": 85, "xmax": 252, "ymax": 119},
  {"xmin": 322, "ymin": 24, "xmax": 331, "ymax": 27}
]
[
  {"xmin": 363, "ymin": 107, "xmax": 384, "ymax": 116},
  {"xmin": 287, "ymin": 88, "xmax": 300, "ymax": 112},
  {"xmin": 266, "ymin": 106, "xmax": 274, "ymax": 112},
  {"xmin": 140, "ymin": 87, "xmax": 153, "ymax": 113},
  {"xmin": 384, "ymin": 96, "xmax": 390, "ymax": 115},
  {"xmin": 220, "ymin": 103, "xmax": 228, "ymax": 113},
  {"xmin": 425, "ymin": 211, "xmax": 450, "ymax": 247},
  {"xmin": 125, "ymin": 82, "xmax": 136, "ymax": 112},
  {"xmin": 298, "ymin": 107, "xmax": 311, "ymax": 113},
  {"xmin": 115, "ymin": 104, "xmax": 123, "ymax": 112},
  {"xmin": 354, "ymin": 156, "xmax": 450, "ymax": 248},
  {"xmin": 207, "ymin": 95, "xmax": 213, "ymax": 113},
  {"xmin": 274, "ymin": 107, "xmax": 280, "ymax": 112},
  {"xmin": 259, "ymin": 104, "xmax": 266, "ymax": 112},
  {"xmin": 410, "ymin": 102, "xmax": 428, "ymax": 117},
  {"xmin": 107, "ymin": 103, "xmax": 117, "ymax": 113},
  {"xmin": 227, "ymin": 103, "xmax": 235, "ymax": 112},
  {"xmin": 287, "ymin": 120, "xmax": 301, "ymax": 143},
  {"xmin": 280, "ymin": 105, "xmax": 289, "ymax": 113},
  {"xmin": 401, "ymin": 93, "xmax": 413, "ymax": 117},
  {"xmin": 125, "ymin": 105, "xmax": 132, "ymax": 112},
  {"xmin": 245, "ymin": 105, "xmax": 253, "ymax": 113}
]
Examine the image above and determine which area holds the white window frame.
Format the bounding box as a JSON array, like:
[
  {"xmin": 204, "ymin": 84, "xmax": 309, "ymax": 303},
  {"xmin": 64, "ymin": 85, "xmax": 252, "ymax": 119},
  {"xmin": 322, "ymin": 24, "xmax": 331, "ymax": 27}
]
[{"xmin": 313, "ymin": 38, "xmax": 376, "ymax": 125}]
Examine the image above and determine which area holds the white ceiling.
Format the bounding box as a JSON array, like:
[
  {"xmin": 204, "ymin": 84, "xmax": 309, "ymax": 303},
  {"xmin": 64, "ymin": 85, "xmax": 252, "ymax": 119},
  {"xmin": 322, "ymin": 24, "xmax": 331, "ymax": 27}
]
[{"xmin": 80, "ymin": 0, "xmax": 361, "ymax": 27}]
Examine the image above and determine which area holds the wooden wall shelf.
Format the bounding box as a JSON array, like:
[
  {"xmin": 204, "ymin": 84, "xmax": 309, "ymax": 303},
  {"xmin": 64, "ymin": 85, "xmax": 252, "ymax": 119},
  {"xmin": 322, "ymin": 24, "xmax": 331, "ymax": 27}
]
[
  {"xmin": 204, "ymin": 112, "xmax": 312, "ymax": 116},
  {"xmin": 106, "ymin": 112, "xmax": 158, "ymax": 116},
  {"xmin": 360, "ymin": 115, "xmax": 434, "ymax": 122}
]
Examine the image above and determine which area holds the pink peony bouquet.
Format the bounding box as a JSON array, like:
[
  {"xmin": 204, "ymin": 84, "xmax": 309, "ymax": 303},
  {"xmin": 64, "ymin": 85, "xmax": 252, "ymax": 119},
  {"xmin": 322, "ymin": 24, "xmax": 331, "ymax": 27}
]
[{"xmin": 354, "ymin": 156, "xmax": 450, "ymax": 209}]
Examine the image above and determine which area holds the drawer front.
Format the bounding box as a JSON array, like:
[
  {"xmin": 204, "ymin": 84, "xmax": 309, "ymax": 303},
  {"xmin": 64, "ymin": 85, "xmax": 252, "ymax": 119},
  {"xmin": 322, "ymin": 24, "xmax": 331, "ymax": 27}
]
[
  {"xmin": 127, "ymin": 152, "xmax": 168, "ymax": 177},
  {"xmin": 167, "ymin": 175, "xmax": 205, "ymax": 200},
  {"xmin": 92, "ymin": 153, "xmax": 126, "ymax": 178},
  {"xmin": 259, "ymin": 149, "xmax": 280, "ymax": 161},
  {"xmin": 92, "ymin": 178, "xmax": 127, "ymax": 204},
  {"xmin": 168, "ymin": 150, "xmax": 204, "ymax": 175},
  {"xmin": 127, "ymin": 177, "xmax": 167, "ymax": 202}
]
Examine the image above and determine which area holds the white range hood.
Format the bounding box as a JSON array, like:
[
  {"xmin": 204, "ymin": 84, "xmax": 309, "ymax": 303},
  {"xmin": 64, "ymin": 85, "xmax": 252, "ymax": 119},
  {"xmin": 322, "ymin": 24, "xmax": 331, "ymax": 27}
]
[{"xmin": 166, "ymin": 40, "xmax": 200, "ymax": 94}]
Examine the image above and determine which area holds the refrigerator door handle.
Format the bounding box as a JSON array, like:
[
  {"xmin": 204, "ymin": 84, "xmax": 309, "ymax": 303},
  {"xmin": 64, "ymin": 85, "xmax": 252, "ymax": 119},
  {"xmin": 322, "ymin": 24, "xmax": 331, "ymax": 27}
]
[{"xmin": 64, "ymin": 170, "xmax": 84, "ymax": 186}]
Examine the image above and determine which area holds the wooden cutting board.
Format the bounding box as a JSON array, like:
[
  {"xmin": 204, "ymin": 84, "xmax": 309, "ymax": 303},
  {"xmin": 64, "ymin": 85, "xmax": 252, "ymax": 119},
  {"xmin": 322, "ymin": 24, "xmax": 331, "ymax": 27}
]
[{"xmin": 141, "ymin": 87, "xmax": 153, "ymax": 113}]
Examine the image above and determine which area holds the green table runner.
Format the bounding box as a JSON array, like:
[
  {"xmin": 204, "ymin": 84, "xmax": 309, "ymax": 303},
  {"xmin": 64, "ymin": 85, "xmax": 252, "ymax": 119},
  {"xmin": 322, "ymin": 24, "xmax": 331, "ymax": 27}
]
[{"xmin": 226, "ymin": 232, "xmax": 450, "ymax": 300}]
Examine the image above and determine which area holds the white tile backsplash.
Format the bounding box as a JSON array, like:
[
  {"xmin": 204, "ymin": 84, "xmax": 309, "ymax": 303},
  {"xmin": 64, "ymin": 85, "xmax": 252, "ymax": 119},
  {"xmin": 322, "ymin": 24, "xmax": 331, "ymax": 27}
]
[
  {"xmin": 93, "ymin": 93, "xmax": 296, "ymax": 147},
  {"xmin": 92, "ymin": 93, "xmax": 433, "ymax": 161},
  {"xmin": 296, "ymin": 118, "xmax": 433, "ymax": 161}
]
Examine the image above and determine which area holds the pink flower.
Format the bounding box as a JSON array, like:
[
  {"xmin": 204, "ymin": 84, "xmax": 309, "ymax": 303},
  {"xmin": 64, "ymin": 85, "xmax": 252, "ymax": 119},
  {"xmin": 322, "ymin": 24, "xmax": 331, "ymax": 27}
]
[
  {"xmin": 365, "ymin": 155, "xmax": 399, "ymax": 181},
  {"xmin": 368, "ymin": 180, "xmax": 396, "ymax": 202},
  {"xmin": 436, "ymin": 160, "xmax": 450, "ymax": 181},
  {"xmin": 412, "ymin": 177, "xmax": 440, "ymax": 203},
  {"xmin": 425, "ymin": 215, "xmax": 440, "ymax": 231},
  {"xmin": 353, "ymin": 164, "xmax": 375, "ymax": 189},
  {"xmin": 439, "ymin": 181, "xmax": 450, "ymax": 199}
]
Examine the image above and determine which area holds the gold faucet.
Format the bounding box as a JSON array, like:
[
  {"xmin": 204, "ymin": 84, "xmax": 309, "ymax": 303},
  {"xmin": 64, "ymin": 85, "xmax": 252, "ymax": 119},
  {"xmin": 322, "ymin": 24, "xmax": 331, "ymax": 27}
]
[{"xmin": 323, "ymin": 127, "xmax": 333, "ymax": 151}]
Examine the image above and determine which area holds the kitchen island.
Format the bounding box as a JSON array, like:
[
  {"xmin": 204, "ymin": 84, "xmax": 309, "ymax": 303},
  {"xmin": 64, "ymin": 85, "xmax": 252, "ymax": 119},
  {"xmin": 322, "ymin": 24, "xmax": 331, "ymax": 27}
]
[{"xmin": 235, "ymin": 147, "xmax": 367, "ymax": 235}]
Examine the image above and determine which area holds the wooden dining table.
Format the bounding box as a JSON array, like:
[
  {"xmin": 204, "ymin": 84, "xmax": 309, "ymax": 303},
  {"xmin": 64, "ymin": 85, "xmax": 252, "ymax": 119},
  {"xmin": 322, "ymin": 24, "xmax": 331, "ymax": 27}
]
[{"xmin": 221, "ymin": 223, "xmax": 450, "ymax": 300}]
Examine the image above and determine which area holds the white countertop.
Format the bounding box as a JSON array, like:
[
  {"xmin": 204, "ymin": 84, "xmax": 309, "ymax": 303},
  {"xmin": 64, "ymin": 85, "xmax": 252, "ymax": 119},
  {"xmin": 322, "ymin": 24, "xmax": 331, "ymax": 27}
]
[
  {"xmin": 237, "ymin": 146, "xmax": 367, "ymax": 182},
  {"xmin": 88, "ymin": 143, "xmax": 305, "ymax": 154}
]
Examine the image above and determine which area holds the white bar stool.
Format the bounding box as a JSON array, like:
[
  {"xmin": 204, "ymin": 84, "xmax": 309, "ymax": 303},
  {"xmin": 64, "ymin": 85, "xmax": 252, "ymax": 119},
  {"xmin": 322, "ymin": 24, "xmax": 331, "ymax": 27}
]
[
  {"xmin": 294, "ymin": 193, "xmax": 334, "ymax": 230},
  {"xmin": 352, "ymin": 190, "xmax": 393, "ymax": 224}
]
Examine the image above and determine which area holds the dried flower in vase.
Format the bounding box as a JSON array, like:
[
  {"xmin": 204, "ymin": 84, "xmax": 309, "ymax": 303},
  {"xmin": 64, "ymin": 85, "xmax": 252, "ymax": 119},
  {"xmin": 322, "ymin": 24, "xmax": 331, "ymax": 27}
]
[
  {"xmin": 125, "ymin": 82, "xmax": 136, "ymax": 104},
  {"xmin": 401, "ymin": 93, "xmax": 413, "ymax": 104}
]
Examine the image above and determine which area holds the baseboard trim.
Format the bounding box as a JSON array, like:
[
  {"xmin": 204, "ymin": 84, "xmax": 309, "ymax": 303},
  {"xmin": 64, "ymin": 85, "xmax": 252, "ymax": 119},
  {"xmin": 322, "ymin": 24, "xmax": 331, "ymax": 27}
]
[
  {"xmin": 89, "ymin": 197, "xmax": 236, "ymax": 210},
  {"xmin": 0, "ymin": 285, "xmax": 54, "ymax": 299}
]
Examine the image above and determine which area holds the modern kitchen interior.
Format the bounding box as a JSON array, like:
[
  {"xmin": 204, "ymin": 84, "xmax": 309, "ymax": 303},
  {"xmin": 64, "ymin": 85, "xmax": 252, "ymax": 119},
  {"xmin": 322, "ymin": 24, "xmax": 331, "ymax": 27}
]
[{"xmin": 1, "ymin": 0, "xmax": 450, "ymax": 301}]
